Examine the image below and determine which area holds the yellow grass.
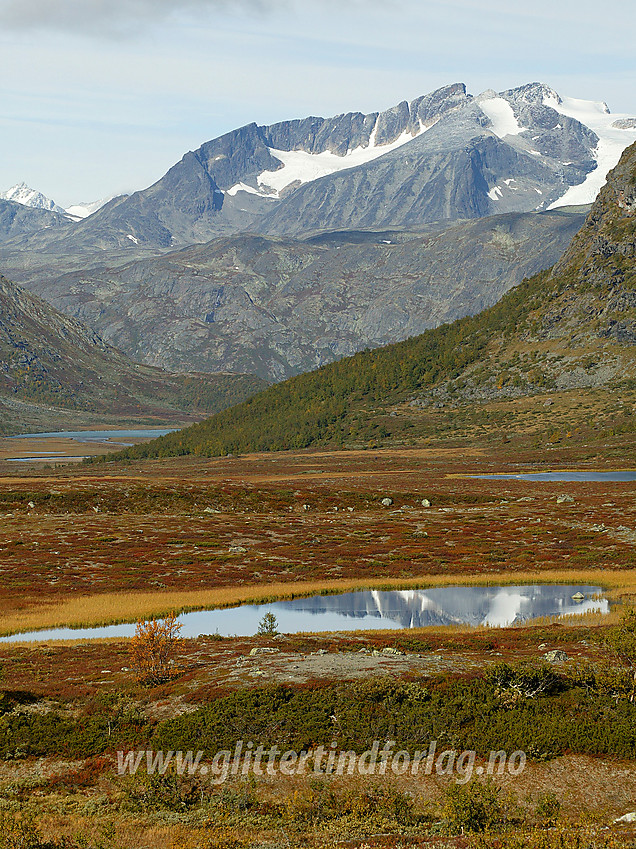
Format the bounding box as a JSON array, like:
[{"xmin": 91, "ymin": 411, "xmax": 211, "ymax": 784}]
[{"xmin": 2, "ymin": 569, "xmax": 636, "ymax": 638}]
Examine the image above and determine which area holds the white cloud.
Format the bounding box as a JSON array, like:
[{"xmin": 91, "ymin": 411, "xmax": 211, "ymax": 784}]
[{"xmin": 0, "ymin": 0, "xmax": 273, "ymax": 36}]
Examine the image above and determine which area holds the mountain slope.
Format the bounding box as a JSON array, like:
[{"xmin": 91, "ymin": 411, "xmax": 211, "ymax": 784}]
[
  {"xmin": 0, "ymin": 274, "xmax": 267, "ymax": 435},
  {"xmin": 115, "ymin": 140, "xmax": 636, "ymax": 459},
  {"xmin": 19, "ymin": 207, "xmax": 585, "ymax": 381},
  {"xmin": 0, "ymin": 199, "xmax": 70, "ymax": 244},
  {"xmin": 18, "ymin": 82, "xmax": 636, "ymax": 251}
]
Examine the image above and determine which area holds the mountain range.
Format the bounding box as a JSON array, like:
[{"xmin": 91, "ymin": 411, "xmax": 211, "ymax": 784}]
[
  {"xmin": 6, "ymin": 81, "xmax": 632, "ymax": 254},
  {"xmin": 2, "ymin": 81, "xmax": 636, "ymax": 434},
  {"xmin": 115, "ymin": 139, "xmax": 636, "ymax": 459}
]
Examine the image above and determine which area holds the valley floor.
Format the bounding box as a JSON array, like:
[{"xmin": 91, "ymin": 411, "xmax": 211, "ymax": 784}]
[{"xmin": 0, "ymin": 434, "xmax": 635, "ymax": 847}]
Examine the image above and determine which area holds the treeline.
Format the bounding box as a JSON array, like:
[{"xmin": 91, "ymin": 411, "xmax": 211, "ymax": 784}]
[{"xmin": 110, "ymin": 268, "xmax": 555, "ymax": 460}]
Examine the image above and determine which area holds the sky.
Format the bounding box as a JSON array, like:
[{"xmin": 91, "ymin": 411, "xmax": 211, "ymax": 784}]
[{"xmin": 1, "ymin": 0, "xmax": 635, "ymax": 208}]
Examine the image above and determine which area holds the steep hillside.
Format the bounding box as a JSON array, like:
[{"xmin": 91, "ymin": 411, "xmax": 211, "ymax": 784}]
[
  {"xmin": 0, "ymin": 275, "xmax": 266, "ymax": 435},
  {"xmin": 115, "ymin": 141, "xmax": 636, "ymax": 459},
  {"xmin": 15, "ymin": 207, "xmax": 585, "ymax": 381}
]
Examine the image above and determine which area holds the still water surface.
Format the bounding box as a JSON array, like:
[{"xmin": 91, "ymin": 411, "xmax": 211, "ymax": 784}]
[{"xmin": 0, "ymin": 585, "xmax": 607, "ymax": 642}]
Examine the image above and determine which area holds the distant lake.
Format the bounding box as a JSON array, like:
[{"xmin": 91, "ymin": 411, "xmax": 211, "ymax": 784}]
[
  {"xmin": 8, "ymin": 429, "xmax": 176, "ymax": 445},
  {"xmin": 4, "ymin": 429, "xmax": 177, "ymax": 461},
  {"xmin": 0, "ymin": 584, "xmax": 608, "ymax": 643},
  {"xmin": 471, "ymin": 471, "xmax": 636, "ymax": 482}
]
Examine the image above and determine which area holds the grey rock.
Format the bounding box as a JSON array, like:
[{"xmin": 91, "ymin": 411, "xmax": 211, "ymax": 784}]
[
  {"xmin": 556, "ymin": 494, "xmax": 575, "ymax": 504},
  {"xmin": 543, "ymin": 650, "xmax": 568, "ymax": 663}
]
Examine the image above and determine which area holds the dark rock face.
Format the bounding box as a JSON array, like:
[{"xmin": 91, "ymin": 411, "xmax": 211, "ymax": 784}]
[{"xmin": 14, "ymin": 208, "xmax": 585, "ymax": 382}]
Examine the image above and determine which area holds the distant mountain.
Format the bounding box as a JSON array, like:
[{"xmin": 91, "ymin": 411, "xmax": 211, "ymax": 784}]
[
  {"xmin": 0, "ymin": 198, "xmax": 70, "ymax": 244},
  {"xmin": 116, "ymin": 140, "xmax": 636, "ymax": 459},
  {"xmin": 0, "ymin": 182, "xmax": 66, "ymax": 215},
  {"xmin": 25, "ymin": 82, "xmax": 635, "ymax": 251},
  {"xmin": 0, "ymin": 274, "xmax": 267, "ymax": 435},
  {"xmin": 20, "ymin": 207, "xmax": 585, "ymax": 382},
  {"xmin": 64, "ymin": 196, "xmax": 115, "ymax": 220}
]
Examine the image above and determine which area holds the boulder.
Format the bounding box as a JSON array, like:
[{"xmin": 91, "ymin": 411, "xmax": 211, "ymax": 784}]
[
  {"xmin": 543, "ymin": 650, "xmax": 568, "ymax": 663},
  {"xmin": 421, "ymin": 498, "xmax": 432, "ymax": 508},
  {"xmin": 381, "ymin": 497, "xmax": 393, "ymax": 507}
]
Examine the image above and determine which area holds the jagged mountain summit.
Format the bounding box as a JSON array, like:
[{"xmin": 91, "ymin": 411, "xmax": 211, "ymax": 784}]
[
  {"xmin": 0, "ymin": 182, "xmax": 66, "ymax": 215},
  {"xmin": 117, "ymin": 139, "xmax": 636, "ymax": 459},
  {"xmin": 38, "ymin": 81, "xmax": 636, "ymax": 250},
  {"xmin": 0, "ymin": 183, "xmax": 115, "ymax": 222}
]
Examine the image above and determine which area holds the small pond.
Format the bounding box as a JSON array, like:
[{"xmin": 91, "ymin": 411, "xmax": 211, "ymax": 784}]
[
  {"xmin": 0, "ymin": 585, "xmax": 608, "ymax": 643},
  {"xmin": 471, "ymin": 471, "xmax": 636, "ymax": 482}
]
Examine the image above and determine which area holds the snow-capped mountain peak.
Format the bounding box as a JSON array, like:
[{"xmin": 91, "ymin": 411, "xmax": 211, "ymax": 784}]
[{"xmin": 1, "ymin": 182, "xmax": 66, "ymax": 215}]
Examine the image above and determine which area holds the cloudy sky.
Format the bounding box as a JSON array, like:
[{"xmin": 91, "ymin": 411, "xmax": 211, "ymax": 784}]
[{"xmin": 1, "ymin": 0, "xmax": 635, "ymax": 207}]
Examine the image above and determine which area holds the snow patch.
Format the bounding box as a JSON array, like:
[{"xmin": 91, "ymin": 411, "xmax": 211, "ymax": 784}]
[
  {"xmin": 478, "ymin": 95, "xmax": 523, "ymax": 138},
  {"xmin": 225, "ymin": 182, "xmax": 277, "ymax": 199},
  {"xmin": 229, "ymin": 118, "xmax": 438, "ymax": 200},
  {"xmin": 126, "ymin": 234, "xmax": 139, "ymax": 245},
  {"xmin": 546, "ymin": 93, "xmax": 636, "ymax": 208},
  {"xmin": 488, "ymin": 186, "xmax": 503, "ymax": 201}
]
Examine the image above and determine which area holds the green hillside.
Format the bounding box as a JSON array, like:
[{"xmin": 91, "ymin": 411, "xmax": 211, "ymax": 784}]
[{"xmin": 112, "ymin": 141, "xmax": 636, "ymax": 460}]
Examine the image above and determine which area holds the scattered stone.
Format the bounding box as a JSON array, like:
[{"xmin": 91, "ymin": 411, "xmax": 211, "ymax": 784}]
[
  {"xmin": 229, "ymin": 545, "xmax": 247, "ymax": 554},
  {"xmin": 315, "ymin": 649, "xmax": 328, "ymax": 655},
  {"xmin": 203, "ymin": 507, "xmax": 219, "ymax": 514},
  {"xmin": 556, "ymin": 494, "xmax": 574, "ymax": 504},
  {"xmin": 615, "ymin": 812, "xmax": 636, "ymax": 823},
  {"xmin": 347, "ymin": 507, "xmax": 354, "ymax": 512},
  {"xmin": 27, "ymin": 501, "xmax": 35, "ymax": 509},
  {"xmin": 381, "ymin": 647, "xmax": 404, "ymax": 655},
  {"xmin": 421, "ymin": 498, "xmax": 432, "ymax": 508},
  {"xmin": 381, "ymin": 497, "xmax": 393, "ymax": 507},
  {"xmin": 543, "ymin": 400, "xmax": 553, "ymax": 407},
  {"xmin": 538, "ymin": 643, "xmax": 547, "ymax": 650},
  {"xmin": 543, "ymin": 650, "xmax": 568, "ymax": 663},
  {"xmin": 249, "ymin": 647, "xmax": 279, "ymax": 656},
  {"xmin": 302, "ymin": 504, "xmax": 311, "ymax": 511},
  {"xmin": 91, "ymin": 506, "xmax": 100, "ymax": 513}
]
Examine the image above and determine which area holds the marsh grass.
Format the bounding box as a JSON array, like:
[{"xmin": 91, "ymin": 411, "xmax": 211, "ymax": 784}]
[{"xmin": 2, "ymin": 568, "xmax": 636, "ymax": 639}]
